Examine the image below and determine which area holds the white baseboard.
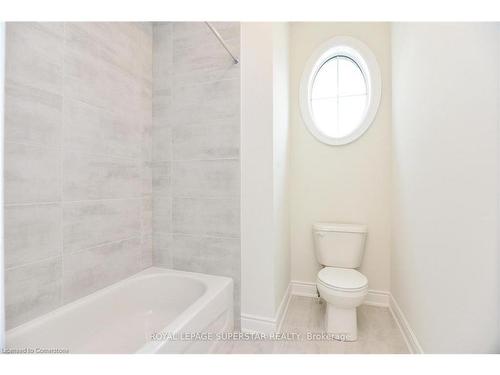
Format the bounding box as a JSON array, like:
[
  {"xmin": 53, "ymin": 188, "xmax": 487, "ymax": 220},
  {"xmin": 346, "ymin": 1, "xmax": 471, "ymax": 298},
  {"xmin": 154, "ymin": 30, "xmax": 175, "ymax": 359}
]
[
  {"xmin": 275, "ymin": 284, "xmax": 292, "ymax": 332},
  {"xmin": 364, "ymin": 290, "xmax": 390, "ymax": 307},
  {"xmin": 240, "ymin": 313, "xmax": 277, "ymax": 334},
  {"xmin": 241, "ymin": 284, "xmax": 292, "ymax": 334},
  {"xmin": 290, "ymin": 280, "xmax": 390, "ymax": 307},
  {"xmin": 290, "ymin": 280, "xmax": 318, "ymax": 297},
  {"xmin": 389, "ymin": 295, "xmax": 424, "ymax": 354}
]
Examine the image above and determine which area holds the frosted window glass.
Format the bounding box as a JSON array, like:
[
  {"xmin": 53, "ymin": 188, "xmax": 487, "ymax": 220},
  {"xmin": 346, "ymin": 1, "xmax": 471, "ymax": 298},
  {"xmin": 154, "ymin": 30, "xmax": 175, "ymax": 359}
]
[
  {"xmin": 311, "ymin": 98, "xmax": 338, "ymax": 137},
  {"xmin": 338, "ymin": 95, "xmax": 367, "ymax": 137},
  {"xmin": 310, "ymin": 55, "xmax": 368, "ymax": 138},
  {"xmin": 338, "ymin": 57, "xmax": 367, "ymax": 96},
  {"xmin": 311, "ymin": 58, "xmax": 338, "ymax": 99}
]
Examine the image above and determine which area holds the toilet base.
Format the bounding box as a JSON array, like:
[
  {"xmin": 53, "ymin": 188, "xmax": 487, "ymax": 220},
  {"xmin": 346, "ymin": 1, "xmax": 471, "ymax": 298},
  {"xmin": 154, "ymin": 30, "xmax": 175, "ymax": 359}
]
[{"xmin": 325, "ymin": 304, "xmax": 358, "ymax": 341}]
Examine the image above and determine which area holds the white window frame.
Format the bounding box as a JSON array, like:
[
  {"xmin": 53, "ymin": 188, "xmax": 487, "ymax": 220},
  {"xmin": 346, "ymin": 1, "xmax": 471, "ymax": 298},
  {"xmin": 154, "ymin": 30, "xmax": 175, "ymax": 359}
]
[{"xmin": 299, "ymin": 36, "xmax": 381, "ymax": 146}]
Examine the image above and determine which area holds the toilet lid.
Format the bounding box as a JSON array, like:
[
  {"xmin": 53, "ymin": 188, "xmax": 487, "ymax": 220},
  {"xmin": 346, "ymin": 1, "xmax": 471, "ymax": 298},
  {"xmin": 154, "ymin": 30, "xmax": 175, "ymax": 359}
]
[{"xmin": 318, "ymin": 267, "xmax": 368, "ymax": 291}]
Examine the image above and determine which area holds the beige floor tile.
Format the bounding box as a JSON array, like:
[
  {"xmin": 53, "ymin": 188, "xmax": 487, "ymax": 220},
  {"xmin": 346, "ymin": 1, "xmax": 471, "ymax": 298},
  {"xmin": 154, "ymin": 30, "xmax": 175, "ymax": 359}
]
[{"xmin": 215, "ymin": 296, "xmax": 409, "ymax": 354}]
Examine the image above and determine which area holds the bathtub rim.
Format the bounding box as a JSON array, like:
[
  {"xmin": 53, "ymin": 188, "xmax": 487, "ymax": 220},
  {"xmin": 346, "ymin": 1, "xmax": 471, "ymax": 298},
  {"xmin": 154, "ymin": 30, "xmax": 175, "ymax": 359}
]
[
  {"xmin": 6, "ymin": 266, "xmax": 234, "ymax": 353},
  {"xmin": 136, "ymin": 267, "xmax": 234, "ymax": 353}
]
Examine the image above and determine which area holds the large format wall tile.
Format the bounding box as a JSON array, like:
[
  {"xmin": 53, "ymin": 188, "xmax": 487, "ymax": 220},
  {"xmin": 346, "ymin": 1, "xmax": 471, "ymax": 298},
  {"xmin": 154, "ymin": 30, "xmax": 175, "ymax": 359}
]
[
  {"xmin": 5, "ymin": 203, "xmax": 62, "ymax": 269},
  {"xmin": 153, "ymin": 23, "xmax": 173, "ymax": 92},
  {"xmin": 142, "ymin": 197, "xmax": 153, "ymax": 234},
  {"xmin": 5, "ymin": 22, "xmax": 64, "ymax": 94},
  {"xmin": 142, "ymin": 123, "xmax": 153, "ymax": 162},
  {"xmin": 63, "ymin": 152, "xmax": 142, "ymax": 200},
  {"xmin": 172, "ymin": 197, "xmax": 240, "ymax": 238},
  {"xmin": 4, "ymin": 22, "xmax": 153, "ymax": 330},
  {"xmin": 4, "ymin": 142, "xmax": 61, "ymax": 204},
  {"xmin": 141, "ymin": 234, "xmax": 153, "ymax": 268},
  {"xmin": 152, "ymin": 161, "xmax": 171, "ymax": 197},
  {"xmin": 170, "ymin": 79, "xmax": 239, "ymax": 128},
  {"xmin": 62, "ymin": 238, "xmax": 142, "ymax": 303},
  {"xmin": 153, "ymin": 90, "xmax": 172, "ymax": 124},
  {"xmin": 171, "ymin": 235, "xmax": 240, "ymax": 278},
  {"xmin": 142, "ymin": 161, "xmax": 153, "ymax": 196},
  {"xmin": 172, "ymin": 22, "xmax": 239, "ymax": 86},
  {"xmin": 152, "ymin": 122, "xmax": 172, "ymax": 162},
  {"xmin": 172, "ymin": 120, "xmax": 239, "ymax": 160},
  {"xmin": 152, "ymin": 23, "xmax": 240, "ymax": 325},
  {"xmin": 172, "ymin": 159, "xmax": 240, "ymax": 198},
  {"xmin": 152, "ymin": 196, "xmax": 172, "ymax": 234},
  {"xmin": 65, "ymin": 23, "xmax": 152, "ymax": 82},
  {"xmin": 153, "ymin": 233, "xmax": 173, "ymax": 267},
  {"xmin": 4, "ymin": 82, "xmax": 62, "ymax": 147},
  {"xmin": 173, "ymin": 22, "xmax": 239, "ymax": 51},
  {"xmin": 63, "ymin": 199, "xmax": 141, "ymax": 253},
  {"xmin": 64, "ymin": 48, "xmax": 146, "ymax": 114},
  {"xmin": 5, "ymin": 257, "xmax": 62, "ymax": 329},
  {"xmin": 64, "ymin": 99, "xmax": 143, "ymax": 160}
]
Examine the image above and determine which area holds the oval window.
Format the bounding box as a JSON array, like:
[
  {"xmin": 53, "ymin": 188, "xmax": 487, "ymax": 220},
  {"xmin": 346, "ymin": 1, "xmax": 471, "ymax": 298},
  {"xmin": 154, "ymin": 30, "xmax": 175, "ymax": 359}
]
[{"xmin": 300, "ymin": 37, "xmax": 381, "ymax": 145}]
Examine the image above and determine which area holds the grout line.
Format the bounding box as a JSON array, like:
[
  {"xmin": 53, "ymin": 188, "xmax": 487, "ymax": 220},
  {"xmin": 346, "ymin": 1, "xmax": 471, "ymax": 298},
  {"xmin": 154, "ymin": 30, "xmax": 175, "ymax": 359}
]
[
  {"xmin": 153, "ymin": 157, "xmax": 240, "ymax": 162},
  {"xmin": 5, "ymin": 254, "xmax": 62, "ymax": 272},
  {"xmin": 6, "ymin": 235, "xmax": 145, "ymax": 273},
  {"xmin": 5, "ymin": 197, "xmax": 144, "ymax": 207},
  {"xmin": 169, "ymin": 194, "xmax": 240, "ymax": 200},
  {"xmin": 4, "ymin": 140, "xmax": 61, "ymax": 152},
  {"xmin": 153, "ymin": 232, "xmax": 240, "ymax": 240},
  {"xmin": 5, "ymin": 140, "xmax": 145, "ymax": 163},
  {"xmin": 168, "ymin": 23, "xmax": 174, "ymax": 268},
  {"xmin": 4, "ymin": 77, "xmax": 62, "ymax": 103},
  {"xmin": 61, "ymin": 21, "xmax": 66, "ymax": 307},
  {"xmin": 64, "ymin": 235, "xmax": 143, "ymax": 257},
  {"xmin": 169, "ymin": 76, "xmax": 240, "ymax": 88},
  {"xmin": 168, "ymin": 196, "xmax": 240, "ymax": 201},
  {"xmin": 63, "ymin": 146, "xmax": 144, "ymax": 163}
]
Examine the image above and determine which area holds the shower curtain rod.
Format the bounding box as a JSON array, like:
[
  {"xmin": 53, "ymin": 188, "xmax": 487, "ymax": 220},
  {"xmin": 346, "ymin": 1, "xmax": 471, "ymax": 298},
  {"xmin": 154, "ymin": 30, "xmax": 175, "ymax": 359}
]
[{"xmin": 205, "ymin": 22, "xmax": 239, "ymax": 64}]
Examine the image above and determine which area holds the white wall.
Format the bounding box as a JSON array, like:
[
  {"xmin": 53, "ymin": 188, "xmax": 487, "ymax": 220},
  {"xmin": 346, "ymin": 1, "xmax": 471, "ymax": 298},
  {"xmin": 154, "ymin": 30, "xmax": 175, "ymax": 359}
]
[
  {"xmin": 289, "ymin": 23, "xmax": 392, "ymax": 293},
  {"xmin": 241, "ymin": 22, "xmax": 290, "ymax": 328},
  {"xmin": 241, "ymin": 22, "xmax": 275, "ymax": 321},
  {"xmin": 272, "ymin": 24, "xmax": 291, "ymax": 310},
  {"xmin": 391, "ymin": 23, "xmax": 500, "ymax": 353}
]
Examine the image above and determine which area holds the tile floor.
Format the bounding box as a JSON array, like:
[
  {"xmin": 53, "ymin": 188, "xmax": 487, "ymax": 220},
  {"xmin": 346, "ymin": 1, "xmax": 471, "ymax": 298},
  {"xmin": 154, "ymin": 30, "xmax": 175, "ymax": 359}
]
[{"xmin": 215, "ymin": 296, "xmax": 409, "ymax": 354}]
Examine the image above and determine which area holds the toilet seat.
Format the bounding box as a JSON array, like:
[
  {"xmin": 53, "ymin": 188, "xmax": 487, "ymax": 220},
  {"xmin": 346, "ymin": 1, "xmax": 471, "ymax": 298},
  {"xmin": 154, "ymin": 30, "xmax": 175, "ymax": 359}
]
[{"xmin": 317, "ymin": 267, "xmax": 368, "ymax": 292}]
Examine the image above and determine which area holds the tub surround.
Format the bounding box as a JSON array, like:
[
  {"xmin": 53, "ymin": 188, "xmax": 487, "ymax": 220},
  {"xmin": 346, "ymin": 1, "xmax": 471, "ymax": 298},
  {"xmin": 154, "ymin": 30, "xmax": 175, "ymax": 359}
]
[
  {"xmin": 4, "ymin": 21, "xmax": 242, "ymax": 332},
  {"xmin": 0, "ymin": 22, "xmax": 5, "ymax": 349},
  {"xmin": 151, "ymin": 22, "xmax": 241, "ymax": 324},
  {"xmin": 4, "ymin": 22, "xmax": 153, "ymax": 329}
]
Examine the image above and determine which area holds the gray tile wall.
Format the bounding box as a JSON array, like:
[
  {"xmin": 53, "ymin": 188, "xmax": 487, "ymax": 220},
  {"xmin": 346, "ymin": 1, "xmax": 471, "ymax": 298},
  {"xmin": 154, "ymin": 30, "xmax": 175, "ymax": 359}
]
[
  {"xmin": 4, "ymin": 22, "xmax": 240, "ymax": 331},
  {"xmin": 152, "ymin": 23, "xmax": 241, "ymax": 324},
  {"xmin": 4, "ymin": 22, "xmax": 153, "ymax": 329}
]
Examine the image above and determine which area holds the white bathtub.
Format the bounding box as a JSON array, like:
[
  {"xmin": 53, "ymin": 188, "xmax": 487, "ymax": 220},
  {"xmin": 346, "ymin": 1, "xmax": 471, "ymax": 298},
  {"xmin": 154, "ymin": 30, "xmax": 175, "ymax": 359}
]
[{"xmin": 5, "ymin": 267, "xmax": 234, "ymax": 354}]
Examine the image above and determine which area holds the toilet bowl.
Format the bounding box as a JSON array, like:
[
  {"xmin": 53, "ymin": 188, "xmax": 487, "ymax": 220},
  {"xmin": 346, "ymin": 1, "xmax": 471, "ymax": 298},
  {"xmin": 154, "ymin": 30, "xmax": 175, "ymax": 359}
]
[
  {"xmin": 316, "ymin": 267, "xmax": 368, "ymax": 341},
  {"xmin": 313, "ymin": 222, "xmax": 368, "ymax": 342}
]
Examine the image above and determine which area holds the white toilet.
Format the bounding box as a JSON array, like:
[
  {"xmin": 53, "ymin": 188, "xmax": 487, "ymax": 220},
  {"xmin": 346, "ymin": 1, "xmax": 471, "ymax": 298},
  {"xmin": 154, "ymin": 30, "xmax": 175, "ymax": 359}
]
[{"xmin": 313, "ymin": 222, "xmax": 368, "ymax": 341}]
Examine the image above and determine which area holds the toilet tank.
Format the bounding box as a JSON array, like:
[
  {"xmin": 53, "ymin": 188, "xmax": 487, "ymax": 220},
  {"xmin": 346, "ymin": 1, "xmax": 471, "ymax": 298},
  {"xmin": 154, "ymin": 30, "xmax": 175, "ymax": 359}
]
[{"xmin": 313, "ymin": 222, "xmax": 367, "ymax": 268}]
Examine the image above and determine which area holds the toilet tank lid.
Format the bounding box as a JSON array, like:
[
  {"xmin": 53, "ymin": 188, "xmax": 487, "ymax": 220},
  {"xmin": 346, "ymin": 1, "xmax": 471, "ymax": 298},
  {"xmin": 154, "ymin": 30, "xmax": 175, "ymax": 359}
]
[{"xmin": 313, "ymin": 222, "xmax": 367, "ymax": 233}]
